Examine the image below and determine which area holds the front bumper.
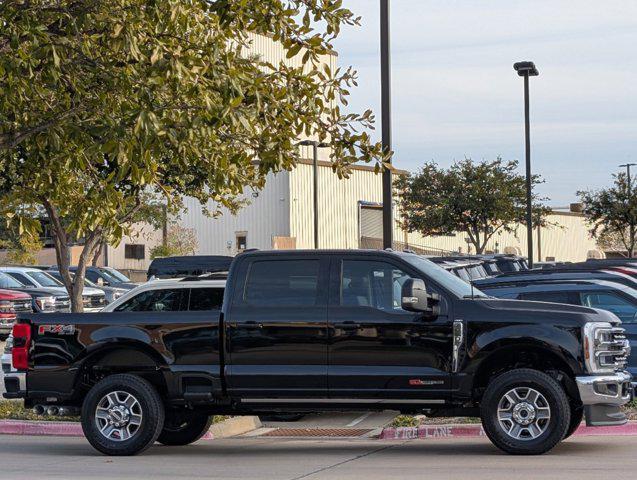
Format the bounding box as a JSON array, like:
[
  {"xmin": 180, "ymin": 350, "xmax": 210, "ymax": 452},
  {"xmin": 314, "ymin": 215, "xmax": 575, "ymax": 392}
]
[{"xmin": 576, "ymin": 371, "xmax": 632, "ymax": 426}]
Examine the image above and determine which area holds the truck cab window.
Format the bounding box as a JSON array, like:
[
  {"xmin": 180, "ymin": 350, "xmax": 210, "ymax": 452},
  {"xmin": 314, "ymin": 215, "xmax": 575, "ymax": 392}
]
[
  {"xmin": 115, "ymin": 289, "xmax": 187, "ymax": 312},
  {"xmin": 244, "ymin": 260, "xmax": 320, "ymax": 306},
  {"xmin": 341, "ymin": 260, "xmax": 412, "ymax": 311}
]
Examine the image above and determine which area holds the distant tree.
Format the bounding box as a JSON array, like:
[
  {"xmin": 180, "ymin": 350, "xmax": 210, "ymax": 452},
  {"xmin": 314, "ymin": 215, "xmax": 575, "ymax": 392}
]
[
  {"xmin": 0, "ymin": 0, "xmax": 386, "ymax": 311},
  {"xmin": 578, "ymin": 173, "xmax": 637, "ymax": 258},
  {"xmin": 150, "ymin": 224, "xmax": 199, "ymax": 259},
  {"xmin": 395, "ymin": 159, "xmax": 551, "ymax": 254},
  {"xmin": 0, "ymin": 225, "xmax": 43, "ymax": 265}
]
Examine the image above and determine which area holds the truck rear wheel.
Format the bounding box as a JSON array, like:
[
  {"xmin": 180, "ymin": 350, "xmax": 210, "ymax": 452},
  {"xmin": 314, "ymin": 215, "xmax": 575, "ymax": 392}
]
[
  {"xmin": 81, "ymin": 374, "xmax": 165, "ymax": 456},
  {"xmin": 157, "ymin": 409, "xmax": 212, "ymax": 446},
  {"xmin": 480, "ymin": 368, "xmax": 570, "ymax": 455}
]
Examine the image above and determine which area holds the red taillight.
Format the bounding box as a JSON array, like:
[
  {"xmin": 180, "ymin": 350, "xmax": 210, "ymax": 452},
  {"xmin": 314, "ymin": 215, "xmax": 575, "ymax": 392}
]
[{"xmin": 12, "ymin": 323, "xmax": 31, "ymax": 370}]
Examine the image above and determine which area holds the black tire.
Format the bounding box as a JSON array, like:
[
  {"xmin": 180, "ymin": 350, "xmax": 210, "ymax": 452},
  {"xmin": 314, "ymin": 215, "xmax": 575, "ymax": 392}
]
[
  {"xmin": 480, "ymin": 368, "xmax": 570, "ymax": 455},
  {"xmin": 563, "ymin": 405, "xmax": 584, "ymax": 439},
  {"xmin": 157, "ymin": 409, "xmax": 212, "ymax": 446},
  {"xmin": 81, "ymin": 374, "xmax": 165, "ymax": 456}
]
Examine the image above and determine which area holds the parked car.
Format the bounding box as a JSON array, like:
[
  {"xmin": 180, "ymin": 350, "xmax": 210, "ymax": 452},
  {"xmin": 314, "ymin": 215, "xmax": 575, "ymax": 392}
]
[
  {"xmin": 475, "ymin": 269, "xmax": 637, "ymax": 291},
  {"xmin": 478, "ymin": 254, "xmax": 529, "ymax": 272},
  {"xmin": 5, "ymin": 250, "xmax": 631, "ymax": 456},
  {"xmin": 0, "ymin": 271, "xmax": 67, "ymax": 313},
  {"xmin": 103, "ymin": 276, "xmax": 225, "ymax": 312},
  {"xmin": 147, "ymin": 255, "xmax": 233, "ymax": 280},
  {"xmin": 0, "ymin": 267, "xmax": 106, "ymax": 312},
  {"xmin": 479, "ymin": 279, "xmax": 637, "ymax": 383},
  {"xmin": 48, "ymin": 266, "xmax": 139, "ymax": 290},
  {"xmin": 0, "ymin": 289, "xmax": 32, "ymax": 339},
  {"xmin": 47, "ymin": 270, "xmax": 127, "ymax": 304}
]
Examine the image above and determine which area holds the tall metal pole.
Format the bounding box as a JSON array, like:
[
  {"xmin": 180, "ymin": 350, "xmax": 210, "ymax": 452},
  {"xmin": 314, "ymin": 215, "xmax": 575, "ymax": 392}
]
[
  {"xmin": 380, "ymin": 0, "xmax": 393, "ymax": 249},
  {"xmin": 620, "ymin": 163, "xmax": 637, "ymax": 257},
  {"xmin": 523, "ymin": 73, "xmax": 534, "ymax": 268},
  {"xmin": 313, "ymin": 143, "xmax": 319, "ymax": 249}
]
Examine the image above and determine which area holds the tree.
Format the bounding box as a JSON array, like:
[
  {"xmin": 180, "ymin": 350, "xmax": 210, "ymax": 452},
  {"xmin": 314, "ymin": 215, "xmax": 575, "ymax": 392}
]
[
  {"xmin": 0, "ymin": 0, "xmax": 386, "ymax": 311},
  {"xmin": 150, "ymin": 224, "xmax": 198, "ymax": 259},
  {"xmin": 395, "ymin": 159, "xmax": 551, "ymax": 254},
  {"xmin": 0, "ymin": 227, "xmax": 43, "ymax": 265},
  {"xmin": 578, "ymin": 173, "xmax": 637, "ymax": 258}
]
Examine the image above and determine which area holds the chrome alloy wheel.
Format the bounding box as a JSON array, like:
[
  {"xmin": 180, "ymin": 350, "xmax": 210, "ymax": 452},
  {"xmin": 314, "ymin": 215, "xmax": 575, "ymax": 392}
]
[
  {"xmin": 95, "ymin": 391, "xmax": 143, "ymax": 442},
  {"xmin": 497, "ymin": 387, "xmax": 551, "ymax": 441}
]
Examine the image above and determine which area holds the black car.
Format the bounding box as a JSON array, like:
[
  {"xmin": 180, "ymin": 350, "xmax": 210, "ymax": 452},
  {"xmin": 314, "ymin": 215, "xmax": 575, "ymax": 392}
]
[{"xmin": 480, "ymin": 279, "xmax": 637, "ymax": 382}]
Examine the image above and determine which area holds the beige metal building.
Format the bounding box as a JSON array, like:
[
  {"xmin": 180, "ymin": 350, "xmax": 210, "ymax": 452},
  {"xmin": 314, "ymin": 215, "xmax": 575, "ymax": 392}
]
[{"xmin": 179, "ymin": 160, "xmax": 598, "ymax": 263}]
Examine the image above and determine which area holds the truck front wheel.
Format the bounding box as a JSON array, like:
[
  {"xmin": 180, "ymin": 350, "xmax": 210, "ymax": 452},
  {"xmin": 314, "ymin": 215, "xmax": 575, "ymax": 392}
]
[
  {"xmin": 157, "ymin": 409, "xmax": 212, "ymax": 446},
  {"xmin": 480, "ymin": 368, "xmax": 571, "ymax": 455},
  {"xmin": 81, "ymin": 374, "xmax": 165, "ymax": 456}
]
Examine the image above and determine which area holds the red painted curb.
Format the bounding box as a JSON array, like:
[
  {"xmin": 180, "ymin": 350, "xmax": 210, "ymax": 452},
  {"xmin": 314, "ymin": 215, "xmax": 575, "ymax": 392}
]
[
  {"xmin": 0, "ymin": 420, "xmax": 215, "ymax": 439},
  {"xmin": 379, "ymin": 421, "xmax": 637, "ymax": 440}
]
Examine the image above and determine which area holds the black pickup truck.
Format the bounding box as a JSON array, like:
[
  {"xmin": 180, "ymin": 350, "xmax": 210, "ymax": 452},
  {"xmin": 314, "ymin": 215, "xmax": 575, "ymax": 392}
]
[{"xmin": 4, "ymin": 250, "xmax": 632, "ymax": 456}]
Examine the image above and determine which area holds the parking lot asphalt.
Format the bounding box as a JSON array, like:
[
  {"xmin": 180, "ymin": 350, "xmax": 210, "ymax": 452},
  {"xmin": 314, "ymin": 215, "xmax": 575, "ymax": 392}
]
[{"xmin": 0, "ymin": 434, "xmax": 635, "ymax": 480}]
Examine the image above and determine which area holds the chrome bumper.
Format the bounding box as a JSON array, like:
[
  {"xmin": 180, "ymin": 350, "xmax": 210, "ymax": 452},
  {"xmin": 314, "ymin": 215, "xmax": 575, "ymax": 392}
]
[
  {"xmin": 576, "ymin": 371, "xmax": 632, "ymax": 406},
  {"xmin": 576, "ymin": 371, "xmax": 632, "ymax": 427}
]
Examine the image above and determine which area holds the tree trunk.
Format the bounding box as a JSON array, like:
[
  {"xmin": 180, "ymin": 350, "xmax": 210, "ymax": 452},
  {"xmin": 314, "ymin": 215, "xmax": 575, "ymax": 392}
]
[{"xmin": 91, "ymin": 240, "xmax": 105, "ymax": 266}]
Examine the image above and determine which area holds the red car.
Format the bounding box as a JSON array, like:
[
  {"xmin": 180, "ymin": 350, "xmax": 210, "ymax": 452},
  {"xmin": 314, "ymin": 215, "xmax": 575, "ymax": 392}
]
[{"xmin": 0, "ymin": 289, "xmax": 32, "ymax": 339}]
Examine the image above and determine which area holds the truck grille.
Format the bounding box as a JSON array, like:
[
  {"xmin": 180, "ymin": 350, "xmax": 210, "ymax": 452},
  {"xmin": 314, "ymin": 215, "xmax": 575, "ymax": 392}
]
[
  {"xmin": 596, "ymin": 327, "xmax": 630, "ymax": 370},
  {"xmin": 54, "ymin": 297, "xmax": 71, "ymax": 312},
  {"xmin": 90, "ymin": 295, "xmax": 106, "ymax": 308},
  {"xmin": 11, "ymin": 300, "xmax": 32, "ymax": 313}
]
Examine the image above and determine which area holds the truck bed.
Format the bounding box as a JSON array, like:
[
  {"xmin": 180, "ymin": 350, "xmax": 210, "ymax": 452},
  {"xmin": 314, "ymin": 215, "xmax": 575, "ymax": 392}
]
[{"xmin": 19, "ymin": 311, "xmax": 223, "ymax": 402}]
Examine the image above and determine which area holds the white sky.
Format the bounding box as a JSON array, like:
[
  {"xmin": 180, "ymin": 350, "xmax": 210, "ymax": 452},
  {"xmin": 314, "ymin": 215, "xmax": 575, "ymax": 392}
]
[{"xmin": 333, "ymin": 0, "xmax": 637, "ymax": 205}]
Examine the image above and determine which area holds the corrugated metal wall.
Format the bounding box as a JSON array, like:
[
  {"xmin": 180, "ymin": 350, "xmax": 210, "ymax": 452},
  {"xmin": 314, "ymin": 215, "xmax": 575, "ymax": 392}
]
[
  {"xmin": 288, "ymin": 164, "xmax": 598, "ymax": 262},
  {"xmin": 180, "ymin": 171, "xmax": 291, "ymax": 255}
]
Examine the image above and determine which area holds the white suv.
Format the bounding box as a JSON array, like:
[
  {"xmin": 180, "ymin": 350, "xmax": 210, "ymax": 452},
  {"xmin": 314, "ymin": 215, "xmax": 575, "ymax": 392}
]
[{"xmin": 103, "ymin": 277, "xmax": 225, "ymax": 312}]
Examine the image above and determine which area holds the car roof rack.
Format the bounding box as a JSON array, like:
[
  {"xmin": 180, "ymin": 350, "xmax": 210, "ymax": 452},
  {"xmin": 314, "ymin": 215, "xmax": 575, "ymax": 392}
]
[{"xmin": 180, "ymin": 272, "xmax": 229, "ymax": 282}]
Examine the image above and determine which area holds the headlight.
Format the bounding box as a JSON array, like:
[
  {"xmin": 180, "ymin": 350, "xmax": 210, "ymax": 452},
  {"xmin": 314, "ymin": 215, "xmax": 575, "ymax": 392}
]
[{"xmin": 583, "ymin": 322, "xmax": 630, "ymax": 373}]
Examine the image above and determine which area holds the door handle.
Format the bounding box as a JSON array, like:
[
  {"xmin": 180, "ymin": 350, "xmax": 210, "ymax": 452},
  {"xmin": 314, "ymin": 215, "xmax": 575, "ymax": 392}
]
[
  {"xmin": 243, "ymin": 321, "xmax": 263, "ymax": 330},
  {"xmin": 332, "ymin": 322, "xmax": 361, "ymax": 330}
]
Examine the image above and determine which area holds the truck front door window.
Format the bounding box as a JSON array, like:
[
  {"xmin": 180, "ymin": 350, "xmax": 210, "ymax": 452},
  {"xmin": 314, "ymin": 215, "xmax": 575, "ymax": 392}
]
[{"xmin": 341, "ymin": 261, "xmax": 411, "ymax": 311}]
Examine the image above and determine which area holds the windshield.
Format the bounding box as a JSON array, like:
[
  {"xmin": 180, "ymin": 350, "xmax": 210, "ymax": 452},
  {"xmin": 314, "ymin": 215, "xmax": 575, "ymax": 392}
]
[
  {"xmin": 49, "ymin": 271, "xmax": 96, "ymax": 287},
  {"xmin": 100, "ymin": 268, "xmax": 130, "ymax": 283},
  {"xmin": 0, "ymin": 272, "xmax": 25, "ymax": 289},
  {"xmin": 402, "ymin": 254, "xmax": 487, "ymax": 298},
  {"xmin": 27, "ymin": 271, "xmax": 64, "ymax": 287}
]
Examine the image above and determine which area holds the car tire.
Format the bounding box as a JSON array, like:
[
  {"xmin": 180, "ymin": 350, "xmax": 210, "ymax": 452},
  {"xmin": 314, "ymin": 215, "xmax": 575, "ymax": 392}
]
[
  {"xmin": 157, "ymin": 409, "xmax": 212, "ymax": 446},
  {"xmin": 480, "ymin": 368, "xmax": 570, "ymax": 455},
  {"xmin": 563, "ymin": 405, "xmax": 584, "ymax": 439},
  {"xmin": 81, "ymin": 374, "xmax": 164, "ymax": 456}
]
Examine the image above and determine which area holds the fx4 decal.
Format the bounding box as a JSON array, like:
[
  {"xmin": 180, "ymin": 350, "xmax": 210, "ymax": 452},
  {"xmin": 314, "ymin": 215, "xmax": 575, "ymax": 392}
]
[{"xmin": 38, "ymin": 324, "xmax": 76, "ymax": 335}]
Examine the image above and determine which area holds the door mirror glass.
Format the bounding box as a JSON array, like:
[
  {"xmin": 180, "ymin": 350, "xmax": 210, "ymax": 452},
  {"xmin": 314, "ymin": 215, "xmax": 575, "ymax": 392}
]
[{"xmin": 401, "ymin": 278, "xmax": 440, "ymax": 318}]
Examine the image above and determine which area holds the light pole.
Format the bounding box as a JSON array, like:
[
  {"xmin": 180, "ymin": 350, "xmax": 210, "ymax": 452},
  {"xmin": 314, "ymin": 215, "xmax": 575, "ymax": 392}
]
[
  {"xmin": 380, "ymin": 0, "xmax": 393, "ymax": 249},
  {"xmin": 514, "ymin": 61, "xmax": 539, "ymax": 268},
  {"xmin": 620, "ymin": 163, "xmax": 637, "ymax": 257},
  {"xmin": 298, "ymin": 140, "xmax": 329, "ymax": 249}
]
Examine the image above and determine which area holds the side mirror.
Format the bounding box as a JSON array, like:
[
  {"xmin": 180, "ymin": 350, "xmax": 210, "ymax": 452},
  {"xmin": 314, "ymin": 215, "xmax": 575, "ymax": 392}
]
[{"xmin": 401, "ymin": 278, "xmax": 440, "ymax": 319}]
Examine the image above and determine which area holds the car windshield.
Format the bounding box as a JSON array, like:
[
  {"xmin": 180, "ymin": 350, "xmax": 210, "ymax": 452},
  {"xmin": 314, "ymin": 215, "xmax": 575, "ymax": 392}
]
[
  {"xmin": 0, "ymin": 272, "xmax": 25, "ymax": 289},
  {"xmin": 27, "ymin": 271, "xmax": 63, "ymax": 287},
  {"xmin": 50, "ymin": 271, "xmax": 96, "ymax": 288},
  {"xmin": 100, "ymin": 268, "xmax": 130, "ymax": 283},
  {"xmin": 402, "ymin": 254, "xmax": 487, "ymax": 298}
]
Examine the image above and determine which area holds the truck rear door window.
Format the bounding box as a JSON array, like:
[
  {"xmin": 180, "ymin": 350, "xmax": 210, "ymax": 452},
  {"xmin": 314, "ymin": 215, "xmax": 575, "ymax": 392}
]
[
  {"xmin": 244, "ymin": 260, "xmax": 320, "ymax": 306},
  {"xmin": 189, "ymin": 288, "xmax": 224, "ymax": 311}
]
